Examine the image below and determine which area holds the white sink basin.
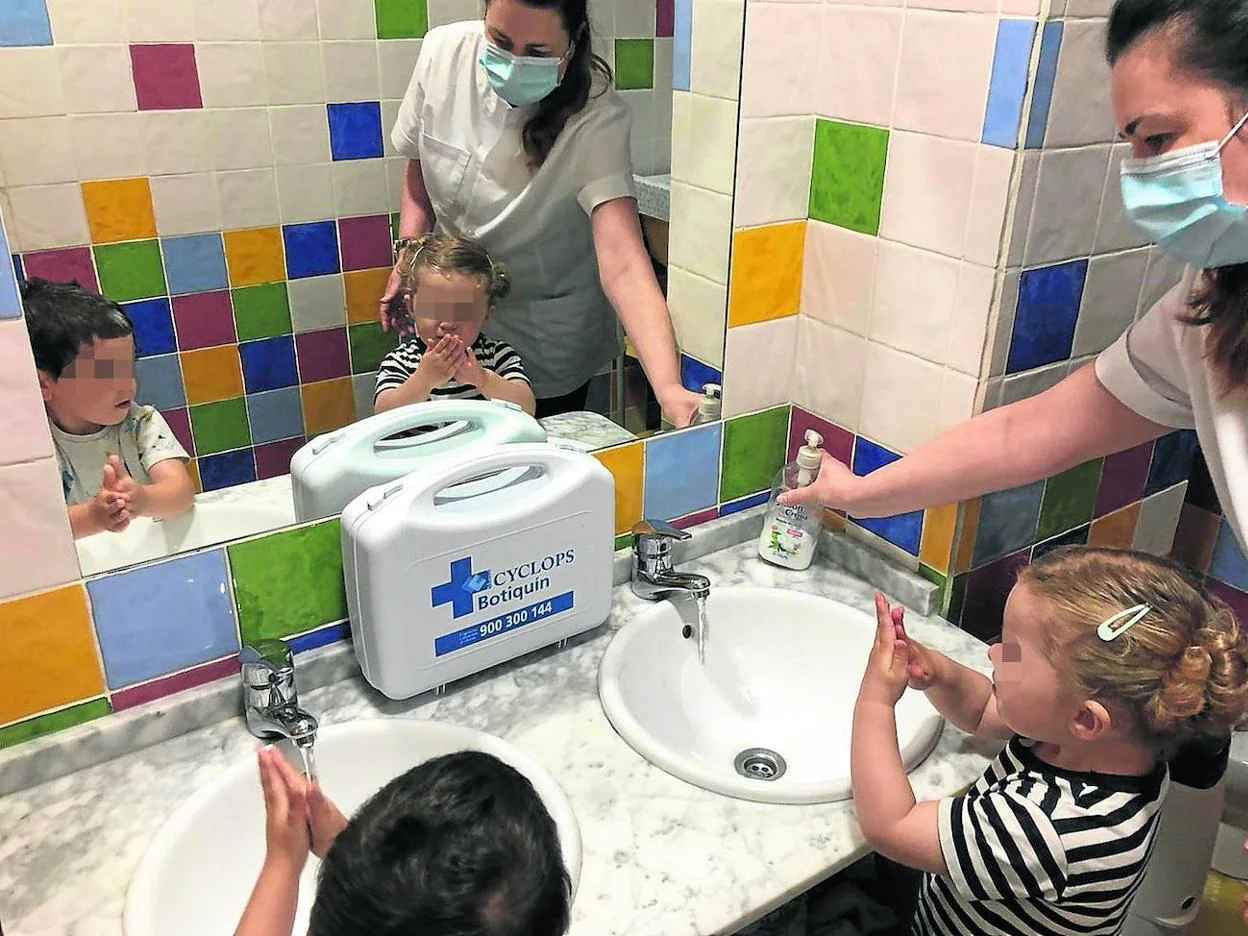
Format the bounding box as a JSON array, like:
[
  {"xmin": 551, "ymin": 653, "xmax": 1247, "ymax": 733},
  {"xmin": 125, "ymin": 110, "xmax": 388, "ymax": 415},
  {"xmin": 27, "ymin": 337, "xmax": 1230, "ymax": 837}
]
[
  {"xmin": 124, "ymin": 720, "xmax": 581, "ymax": 936},
  {"xmin": 599, "ymin": 586, "xmax": 943, "ymax": 804}
]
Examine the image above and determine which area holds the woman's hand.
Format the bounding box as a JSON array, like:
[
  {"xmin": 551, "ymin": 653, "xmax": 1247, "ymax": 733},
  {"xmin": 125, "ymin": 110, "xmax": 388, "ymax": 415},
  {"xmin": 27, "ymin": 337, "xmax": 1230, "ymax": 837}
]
[
  {"xmin": 656, "ymin": 384, "xmax": 701, "ymax": 429},
  {"xmin": 415, "ymin": 335, "xmax": 464, "ymax": 386},
  {"xmin": 858, "ymin": 592, "xmax": 913, "ymax": 708},
  {"xmin": 378, "ymin": 266, "xmax": 404, "ymax": 332},
  {"xmin": 779, "ymin": 453, "xmax": 861, "ymax": 511}
]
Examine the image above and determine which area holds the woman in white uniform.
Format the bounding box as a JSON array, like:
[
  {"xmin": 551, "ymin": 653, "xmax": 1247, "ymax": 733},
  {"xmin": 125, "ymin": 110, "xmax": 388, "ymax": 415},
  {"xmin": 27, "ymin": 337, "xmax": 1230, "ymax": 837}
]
[
  {"xmin": 381, "ymin": 0, "xmax": 700, "ymax": 424},
  {"xmin": 787, "ymin": 0, "xmax": 1248, "ymax": 927}
]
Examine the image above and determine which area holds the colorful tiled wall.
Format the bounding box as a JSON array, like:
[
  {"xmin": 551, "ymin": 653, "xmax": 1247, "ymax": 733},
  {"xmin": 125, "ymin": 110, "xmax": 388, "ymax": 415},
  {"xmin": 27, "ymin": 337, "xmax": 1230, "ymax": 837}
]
[{"xmin": 1171, "ymin": 453, "xmax": 1248, "ymax": 625}]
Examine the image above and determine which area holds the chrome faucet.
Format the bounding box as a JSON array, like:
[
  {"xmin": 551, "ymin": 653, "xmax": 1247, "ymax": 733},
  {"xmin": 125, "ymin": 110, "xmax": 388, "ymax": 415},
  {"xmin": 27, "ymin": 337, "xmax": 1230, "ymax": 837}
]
[
  {"xmin": 240, "ymin": 639, "xmax": 319, "ymax": 748},
  {"xmin": 631, "ymin": 518, "xmax": 711, "ymax": 602}
]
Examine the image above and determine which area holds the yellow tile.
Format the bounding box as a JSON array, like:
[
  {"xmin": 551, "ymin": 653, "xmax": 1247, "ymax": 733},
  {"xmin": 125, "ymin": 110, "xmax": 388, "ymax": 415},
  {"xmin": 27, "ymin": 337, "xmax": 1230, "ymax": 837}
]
[
  {"xmin": 919, "ymin": 503, "xmax": 958, "ymax": 573},
  {"xmin": 187, "ymin": 458, "xmax": 203, "ymax": 494},
  {"xmin": 1088, "ymin": 502, "xmax": 1140, "ymax": 549},
  {"xmin": 953, "ymin": 498, "xmax": 980, "ymax": 575},
  {"xmin": 81, "ymin": 178, "xmax": 157, "ymax": 244},
  {"xmin": 727, "ymin": 221, "xmax": 806, "ymax": 327},
  {"xmin": 224, "ymin": 227, "xmax": 285, "ymax": 287},
  {"xmin": 302, "ymin": 377, "xmax": 355, "ymax": 435},
  {"xmin": 181, "ymin": 346, "xmax": 243, "ymax": 405},
  {"xmin": 0, "ymin": 585, "xmax": 105, "ymax": 725},
  {"xmin": 823, "ymin": 508, "xmax": 846, "ymax": 532},
  {"xmin": 594, "ymin": 442, "xmax": 644, "ymax": 535},
  {"xmin": 344, "ymin": 267, "xmax": 393, "ymax": 324}
]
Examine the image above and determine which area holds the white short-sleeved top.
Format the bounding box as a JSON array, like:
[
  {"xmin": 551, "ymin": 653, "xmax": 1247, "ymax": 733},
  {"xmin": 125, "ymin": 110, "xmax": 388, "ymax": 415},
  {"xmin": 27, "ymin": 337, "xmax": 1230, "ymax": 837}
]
[
  {"xmin": 51, "ymin": 404, "xmax": 189, "ymax": 505},
  {"xmin": 1096, "ymin": 266, "xmax": 1248, "ymax": 549},
  {"xmin": 392, "ymin": 21, "xmax": 636, "ymax": 398}
]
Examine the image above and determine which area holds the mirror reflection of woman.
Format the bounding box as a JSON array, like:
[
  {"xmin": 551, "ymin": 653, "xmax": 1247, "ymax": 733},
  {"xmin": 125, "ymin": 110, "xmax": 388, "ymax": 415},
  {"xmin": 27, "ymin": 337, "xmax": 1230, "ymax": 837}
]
[{"xmin": 380, "ymin": 0, "xmax": 701, "ymax": 425}]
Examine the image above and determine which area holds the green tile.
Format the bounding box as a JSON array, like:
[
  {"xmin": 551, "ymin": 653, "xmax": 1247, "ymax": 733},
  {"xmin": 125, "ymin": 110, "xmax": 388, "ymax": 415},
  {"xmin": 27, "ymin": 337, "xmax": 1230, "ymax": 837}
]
[
  {"xmin": 375, "ymin": 0, "xmax": 427, "ymax": 38},
  {"xmin": 1036, "ymin": 459, "xmax": 1102, "ymax": 542},
  {"xmin": 229, "ymin": 520, "xmax": 348, "ymax": 644},
  {"xmin": 720, "ymin": 406, "xmax": 790, "ymax": 502},
  {"xmin": 808, "ymin": 119, "xmax": 889, "ymax": 235},
  {"xmin": 919, "ymin": 563, "xmax": 949, "ymax": 614},
  {"xmin": 614, "ymin": 533, "xmax": 632, "ymax": 552},
  {"xmin": 615, "ymin": 39, "xmax": 654, "ymax": 90},
  {"xmin": 94, "ymin": 240, "xmax": 167, "ymax": 302},
  {"xmin": 190, "ymin": 397, "xmax": 252, "ymax": 455},
  {"xmin": 0, "ymin": 698, "xmax": 110, "ymax": 750},
  {"xmin": 349, "ymin": 321, "xmax": 399, "ymax": 373},
  {"xmin": 389, "ymin": 212, "xmax": 401, "ymax": 242},
  {"xmin": 232, "ymin": 282, "xmax": 292, "ymax": 341},
  {"xmin": 947, "ymin": 572, "xmax": 969, "ymax": 626}
]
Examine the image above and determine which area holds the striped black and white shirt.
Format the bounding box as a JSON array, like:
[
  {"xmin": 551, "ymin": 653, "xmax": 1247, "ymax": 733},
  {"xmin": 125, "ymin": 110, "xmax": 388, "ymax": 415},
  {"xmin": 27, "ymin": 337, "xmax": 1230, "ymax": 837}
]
[
  {"xmin": 374, "ymin": 334, "xmax": 529, "ymax": 403},
  {"xmin": 915, "ymin": 736, "xmax": 1168, "ymax": 936}
]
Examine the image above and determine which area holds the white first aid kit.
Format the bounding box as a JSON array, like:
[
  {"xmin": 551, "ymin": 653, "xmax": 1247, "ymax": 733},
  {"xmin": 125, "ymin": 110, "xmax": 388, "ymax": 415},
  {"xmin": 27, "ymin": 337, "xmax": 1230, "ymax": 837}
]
[
  {"xmin": 341, "ymin": 443, "xmax": 616, "ymax": 700},
  {"xmin": 289, "ymin": 399, "xmax": 546, "ymax": 522}
]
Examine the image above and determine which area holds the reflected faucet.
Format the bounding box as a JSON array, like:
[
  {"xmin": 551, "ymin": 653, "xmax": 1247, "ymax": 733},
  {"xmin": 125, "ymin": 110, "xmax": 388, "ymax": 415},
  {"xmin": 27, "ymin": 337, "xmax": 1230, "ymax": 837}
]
[{"xmin": 240, "ymin": 639, "xmax": 319, "ymax": 752}]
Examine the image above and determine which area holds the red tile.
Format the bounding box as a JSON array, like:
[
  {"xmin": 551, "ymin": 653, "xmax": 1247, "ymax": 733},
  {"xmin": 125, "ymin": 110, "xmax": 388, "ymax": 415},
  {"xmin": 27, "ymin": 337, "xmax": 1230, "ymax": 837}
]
[
  {"xmin": 1094, "ymin": 441, "xmax": 1153, "ymax": 517},
  {"xmin": 788, "ymin": 406, "xmax": 853, "ymax": 468},
  {"xmin": 295, "ymin": 327, "xmax": 350, "ymax": 383},
  {"xmin": 673, "ymin": 507, "xmax": 718, "ymax": 530},
  {"xmin": 22, "ymin": 247, "xmax": 98, "ymax": 292},
  {"xmin": 172, "ymin": 291, "xmax": 235, "ymax": 349},
  {"xmin": 960, "ymin": 548, "xmax": 1029, "ymax": 643},
  {"xmin": 255, "ymin": 436, "xmax": 304, "ymax": 479},
  {"xmin": 656, "ymin": 0, "xmax": 674, "ymax": 37},
  {"xmin": 130, "ymin": 44, "xmax": 203, "ymax": 111},
  {"xmin": 110, "ymin": 655, "xmax": 239, "ymax": 711},
  {"xmin": 338, "ymin": 215, "xmax": 393, "ymax": 272},
  {"xmin": 161, "ymin": 407, "xmax": 195, "ymax": 456}
]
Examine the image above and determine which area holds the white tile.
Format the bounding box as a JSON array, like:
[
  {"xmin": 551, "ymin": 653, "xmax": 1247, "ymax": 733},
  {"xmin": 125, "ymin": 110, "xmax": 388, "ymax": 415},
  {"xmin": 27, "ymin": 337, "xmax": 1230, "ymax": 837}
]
[
  {"xmin": 196, "ymin": 42, "xmax": 267, "ymax": 108},
  {"xmin": 965, "ymin": 144, "xmax": 1014, "ymax": 267},
  {"xmin": 859, "ymin": 342, "xmax": 945, "ymax": 452},
  {"xmin": 939, "ymin": 369, "xmax": 979, "ymax": 434},
  {"xmin": 143, "ymin": 111, "xmax": 213, "ymax": 176},
  {"xmin": 623, "ymin": 90, "xmax": 657, "ymax": 172},
  {"xmin": 893, "ymin": 11, "xmax": 995, "ymax": 141},
  {"xmin": 217, "ymin": 168, "xmax": 281, "ymax": 229},
  {"xmin": 70, "ymin": 113, "xmax": 147, "ymax": 180},
  {"xmin": 46, "ymin": 0, "xmax": 127, "ymax": 43},
  {"xmin": 999, "ymin": 360, "xmax": 1066, "ymax": 405},
  {"xmin": 193, "ymin": 0, "xmax": 261, "ymax": 39},
  {"xmin": 353, "ymin": 372, "xmax": 377, "ymax": 420},
  {"xmin": 667, "ymin": 265, "xmax": 727, "ymax": 368},
  {"xmin": 269, "ymin": 105, "xmax": 332, "ymax": 166},
  {"xmin": 59, "ymin": 46, "xmax": 138, "ymax": 114},
  {"xmin": 655, "ymin": 37, "xmax": 674, "ymax": 93},
  {"xmin": 1044, "ymin": 18, "xmax": 1115, "ymax": 147},
  {"xmin": 739, "ymin": 3, "xmax": 819, "ymax": 117},
  {"xmin": 264, "ymin": 42, "xmax": 328, "ymax": 106},
  {"xmin": 1066, "ymin": 0, "xmax": 1115, "ymax": 16},
  {"xmin": 151, "ymin": 173, "xmax": 222, "ymax": 236},
  {"xmin": 870, "ymin": 241, "xmax": 959, "ymax": 363},
  {"xmin": 0, "ymin": 50, "xmax": 65, "ymax": 120},
  {"xmin": 1133, "ymin": 483, "xmax": 1185, "ymax": 555},
  {"xmin": 818, "ymin": 6, "xmax": 901, "ymax": 127},
  {"xmin": 1094, "ymin": 143, "xmax": 1151, "ymax": 253},
  {"xmin": 289, "ymin": 274, "xmax": 347, "ymax": 331},
  {"xmin": 0, "ymin": 118, "xmax": 76, "ymax": 186},
  {"xmin": 277, "ymin": 164, "xmax": 336, "ymax": 223},
  {"xmin": 1024, "ymin": 145, "xmax": 1112, "ymax": 265},
  {"xmin": 721, "ymin": 318, "xmax": 798, "ymax": 418},
  {"xmin": 796, "ymin": 317, "xmax": 867, "ymax": 431},
  {"xmin": 690, "ymin": 0, "xmax": 745, "ymax": 100},
  {"xmin": 615, "ymin": 0, "xmax": 655, "ymax": 37},
  {"xmin": 801, "ymin": 221, "xmax": 876, "ymax": 337},
  {"xmin": 332, "ymin": 160, "xmax": 390, "ymax": 216},
  {"xmin": 316, "ymin": 0, "xmax": 376, "ymax": 38},
  {"xmin": 122, "ymin": 0, "xmax": 195, "ymax": 41},
  {"xmin": 259, "ymin": 0, "xmax": 319, "ymax": 39},
  {"xmin": 732, "ymin": 116, "xmax": 813, "ymax": 227},
  {"xmin": 0, "ymin": 458, "xmax": 81, "ymax": 600},
  {"xmin": 323, "ymin": 40, "xmax": 382, "ymax": 102},
  {"xmin": 1005, "ymin": 151, "xmax": 1040, "ymax": 267},
  {"xmin": 0, "ymin": 319, "xmax": 53, "ymax": 468},
  {"xmin": 879, "ymin": 131, "xmax": 976, "ymax": 258},
  {"xmin": 988, "ymin": 269, "xmax": 1019, "ymax": 377},
  {"xmin": 208, "ymin": 108, "xmax": 273, "ymax": 171},
  {"xmin": 1000, "ymin": 0, "xmax": 1042, "ymax": 13},
  {"xmin": 6, "ymin": 184, "xmax": 90, "ymax": 252},
  {"xmin": 669, "ymin": 92, "xmax": 692, "ymax": 184},
  {"xmin": 380, "ymin": 39, "xmax": 422, "ymax": 99},
  {"xmin": 427, "ymin": 0, "xmax": 482, "ymax": 28},
  {"xmin": 909, "ymin": 0, "xmax": 995, "ymax": 10},
  {"xmin": 382, "ymin": 100, "xmax": 402, "ymax": 157},
  {"xmin": 947, "ymin": 262, "xmax": 995, "ymax": 376},
  {"xmin": 385, "ymin": 156, "xmax": 407, "ymax": 206},
  {"xmin": 668, "ymin": 181, "xmax": 732, "ymax": 283},
  {"xmin": 1072, "ymin": 248, "xmax": 1149, "ymax": 356},
  {"xmin": 1138, "ymin": 247, "xmax": 1186, "ymax": 317}
]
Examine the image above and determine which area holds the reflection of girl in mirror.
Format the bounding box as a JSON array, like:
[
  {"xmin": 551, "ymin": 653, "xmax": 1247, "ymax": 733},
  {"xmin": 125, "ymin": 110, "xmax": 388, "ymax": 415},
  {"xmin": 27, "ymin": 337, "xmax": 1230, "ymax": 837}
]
[
  {"xmin": 380, "ymin": 0, "xmax": 701, "ymax": 424},
  {"xmin": 373, "ymin": 234, "xmax": 536, "ymax": 416}
]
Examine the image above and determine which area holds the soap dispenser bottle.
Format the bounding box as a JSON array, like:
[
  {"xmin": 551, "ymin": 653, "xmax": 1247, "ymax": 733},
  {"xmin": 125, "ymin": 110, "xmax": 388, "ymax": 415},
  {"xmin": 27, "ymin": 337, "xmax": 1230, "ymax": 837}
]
[
  {"xmin": 757, "ymin": 429, "xmax": 824, "ymax": 570},
  {"xmin": 690, "ymin": 383, "xmax": 722, "ymax": 425}
]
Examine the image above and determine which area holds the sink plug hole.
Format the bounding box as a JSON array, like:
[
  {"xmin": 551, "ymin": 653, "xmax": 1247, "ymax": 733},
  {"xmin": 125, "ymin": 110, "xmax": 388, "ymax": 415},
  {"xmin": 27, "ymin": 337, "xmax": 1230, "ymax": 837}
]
[
  {"xmin": 734, "ymin": 748, "xmax": 786, "ymax": 782},
  {"xmin": 682, "ymin": 624, "xmax": 693, "ymax": 639}
]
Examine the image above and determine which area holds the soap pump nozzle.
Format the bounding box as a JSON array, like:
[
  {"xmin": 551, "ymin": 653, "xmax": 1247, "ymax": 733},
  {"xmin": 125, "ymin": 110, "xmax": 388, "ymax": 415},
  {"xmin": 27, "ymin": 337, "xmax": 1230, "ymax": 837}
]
[{"xmin": 795, "ymin": 429, "xmax": 824, "ymax": 486}]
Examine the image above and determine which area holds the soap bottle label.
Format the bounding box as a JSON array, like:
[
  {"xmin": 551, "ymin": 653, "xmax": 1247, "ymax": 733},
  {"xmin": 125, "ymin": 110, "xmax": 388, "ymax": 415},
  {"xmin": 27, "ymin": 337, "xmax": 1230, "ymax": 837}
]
[{"xmin": 763, "ymin": 503, "xmax": 808, "ymax": 561}]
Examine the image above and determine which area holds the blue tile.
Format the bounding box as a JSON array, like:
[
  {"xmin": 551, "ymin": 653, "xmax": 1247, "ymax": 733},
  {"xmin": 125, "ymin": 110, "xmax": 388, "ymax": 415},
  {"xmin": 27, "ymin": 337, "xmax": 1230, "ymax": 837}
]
[
  {"xmin": 246, "ymin": 386, "xmax": 304, "ymax": 443},
  {"xmin": 852, "ymin": 435, "xmax": 899, "ymax": 476},
  {"xmin": 86, "ymin": 549, "xmax": 240, "ymax": 689},
  {"xmin": 240, "ymin": 335, "xmax": 299, "ymax": 393},
  {"xmin": 199, "ymin": 448, "xmax": 257, "ymax": 491},
  {"xmin": 982, "ymin": 19, "xmax": 1037, "ymax": 148},
  {"xmin": 680, "ymin": 354, "xmax": 721, "ymax": 394},
  {"xmin": 1024, "ymin": 20, "xmax": 1063, "ymax": 149},
  {"xmin": 1006, "ymin": 259, "xmax": 1087, "ymax": 373},
  {"xmin": 672, "ymin": 0, "xmax": 692, "ymax": 92},
  {"xmin": 1210, "ymin": 520, "xmax": 1248, "ymax": 592},
  {"xmin": 11, "ymin": 253, "xmax": 25, "ymax": 288},
  {"xmin": 135, "ymin": 353, "xmax": 186, "ymax": 410},
  {"xmin": 283, "ymin": 221, "xmax": 341, "ymax": 279},
  {"xmin": 327, "ymin": 102, "xmax": 383, "ymax": 160},
  {"xmin": 1145, "ymin": 429, "xmax": 1198, "ymax": 496},
  {"xmin": 719, "ymin": 491, "xmax": 769, "ymax": 516},
  {"xmin": 0, "ymin": 0, "xmax": 52, "ymax": 46},
  {"xmin": 644, "ymin": 423, "xmax": 722, "ymax": 520},
  {"xmin": 290, "ymin": 622, "xmax": 351, "ymax": 654},
  {"xmin": 162, "ymin": 234, "xmax": 228, "ymax": 296},
  {"xmin": 855, "ymin": 513, "xmax": 924, "ymax": 556},
  {"xmin": 0, "ymin": 250, "xmax": 20, "ymax": 320},
  {"xmin": 972, "ymin": 480, "xmax": 1046, "ymax": 567},
  {"xmin": 124, "ymin": 298, "xmax": 176, "ymax": 357}
]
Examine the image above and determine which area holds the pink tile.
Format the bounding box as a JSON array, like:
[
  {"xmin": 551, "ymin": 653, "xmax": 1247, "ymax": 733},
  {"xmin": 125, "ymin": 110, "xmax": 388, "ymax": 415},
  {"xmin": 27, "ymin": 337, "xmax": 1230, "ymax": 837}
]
[
  {"xmin": 172, "ymin": 291, "xmax": 235, "ymax": 349},
  {"xmin": 295, "ymin": 327, "xmax": 349, "ymax": 382},
  {"xmin": 0, "ymin": 320, "xmax": 54, "ymax": 467},
  {"xmin": 788, "ymin": 406, "xmax": 853, "ymax": 468},
  {"xmin": 337, "ymin": 215, "xmax": 393, "ymax": 272},
  {"xmin": 256, "ymin": 436, "xmax": 304, "ymax": 479},
  {"xmin": 110, "ymin": 655, "xmax": 240, "ymax": 711},
  {"xmin": 656, "ymin": 0, "xmax": 674, "ymax": 37},
  {"xmin": 673, "ymin": 507, "xmax": 718, "ymax": 530},
  {"xmin": 130, "ymin": 44, "xmax": 203, "ymax": 111},
  {"xmin": 0, "ymin": 458, "xmax": 80, "ymax": 601},
  {"xmin": 22, "ymin": 247, "xmax": 98, "ymax": 292},
  {"xmin": 161, "ymin": 407, "xmax": 194, "ymax": 455}
]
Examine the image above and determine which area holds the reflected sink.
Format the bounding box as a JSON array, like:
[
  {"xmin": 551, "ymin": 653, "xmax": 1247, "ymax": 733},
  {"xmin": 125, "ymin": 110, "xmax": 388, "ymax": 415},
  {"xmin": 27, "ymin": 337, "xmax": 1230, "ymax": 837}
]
[
  {"xmin": 599, "ymin": 586, "xmax": 942, "ymax": 804},
  {"xmin": 124, "ymin": 720, "xmax": 581, "ymax": 936}
]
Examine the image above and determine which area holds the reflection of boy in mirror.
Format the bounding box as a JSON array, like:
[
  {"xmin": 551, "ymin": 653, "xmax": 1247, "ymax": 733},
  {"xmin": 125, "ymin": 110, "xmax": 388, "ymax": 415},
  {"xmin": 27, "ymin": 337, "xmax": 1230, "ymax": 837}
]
[
  {"xmin": 23, "ymin": 279, "xmax": 194, "ymax": 540},
  {"xmin": 373, "ymin": 234, "xmax": 536, "ymax": 415}
]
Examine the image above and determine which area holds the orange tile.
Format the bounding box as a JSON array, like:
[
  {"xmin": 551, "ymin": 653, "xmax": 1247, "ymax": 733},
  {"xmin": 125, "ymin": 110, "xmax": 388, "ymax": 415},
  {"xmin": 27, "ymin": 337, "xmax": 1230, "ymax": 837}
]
[
  {"xmin": 823, "ymin": 508, "xmax": 846, "ymax": 532},
  {"xmin": 0, "ymin": 584, "xmax": 105, "ymax": 725},
  {"xmin": 345, "ymin": 267, "xmax": 394, "ymax": 324},
  {"xmin": 81, "ymin": 178, "xmax": 157, "ymax": 244},
  {"xmin": 224, "ymin": 227, "xmax": 285, "ymax": 287},
  {"xmin": 187, "ymin": 458, "xmax": 203, "ymax": 494},
  {"xmin": 181, "ymin": 346, "xmax": 243, "ymax": 405},
  {"xmin": 594, "ymin": 441, "xmax": 644, "ymax": 535},
  {"xmin": 919, "ymin": 503, "xmax": 958, "ymax": 573},
  {"xmin": 302, "ymin": 377, "xmax": 355, "ymax": 435},
  {"xmin": 953, "ymin": 498, "xmax": 980, "ymax": 575},
  {"xmin": 727, "ymin": 221, "xmax": 806, "ymax": 327},
  {"xmin": 1088, "ymin": 502, "xmax": 1141, "ymax": 549}
]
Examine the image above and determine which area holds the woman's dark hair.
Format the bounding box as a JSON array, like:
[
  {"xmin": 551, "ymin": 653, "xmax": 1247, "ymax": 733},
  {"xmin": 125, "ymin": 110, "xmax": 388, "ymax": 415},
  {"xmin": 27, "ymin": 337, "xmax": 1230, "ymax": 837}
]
[
  {"xmin": 1107, "ymin": 0, "xmax": 1248, "ymax": 389},
  {"xmin": 309, "ymin": 750, "xmax": 571, "ymax": 936},
  {"xmin": 21, "ymin": 278, "xmax": 133, "ymax": 378},
  {"xmin": 488, "ymin": 0, "xmax": 613, "ymax": 169}
]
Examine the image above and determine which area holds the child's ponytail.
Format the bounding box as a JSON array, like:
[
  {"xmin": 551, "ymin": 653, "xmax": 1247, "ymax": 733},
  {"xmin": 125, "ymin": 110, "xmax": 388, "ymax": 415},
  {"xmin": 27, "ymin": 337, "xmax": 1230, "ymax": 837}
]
[{"xmin": 1145, "ymin": 603, "xmax": 1248, "ymax": 741}]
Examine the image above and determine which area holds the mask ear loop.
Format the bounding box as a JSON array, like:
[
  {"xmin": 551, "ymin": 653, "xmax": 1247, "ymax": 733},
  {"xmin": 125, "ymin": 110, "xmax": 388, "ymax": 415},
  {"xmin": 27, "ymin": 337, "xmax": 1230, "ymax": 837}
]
[
  {"xmin": 1097, "ymin": 604, "xmax": 1152, "ymax": 642},
  {"xmin": 1215, "ymin": 111, "xmax": 1248, "ymax": 152}
]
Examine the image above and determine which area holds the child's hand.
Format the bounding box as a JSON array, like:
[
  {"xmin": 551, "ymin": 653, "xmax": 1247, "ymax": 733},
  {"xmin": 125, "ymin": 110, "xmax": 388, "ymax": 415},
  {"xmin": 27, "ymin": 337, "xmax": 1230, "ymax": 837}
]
[
  {"xmin": 858, "ymin": 592, "xmax": 912, "ymax": 707},
  {"xmin": 257, "ymin": 746, "xmax": 310, "ymax": 874},
  {"xmin": 903, "ymin": 636, "xmax": 947, "ymax": 691},
  {"xmin": 454, "ymin": 346, "xmax": 489, "ymax": 389},
  {"xmin": 88, "ymin": 484, "xmax": 131, "ymax": 533},
  {"xmin": 103, "ymin": 454, "xmax": 150, "ymax": 517},
  {"xmin": 415, "ymin": 335, "xmax": 464, "ymax": 385},
  {"xmin": 307, "ymin": 781, "xmax": 349, "ymax": 858}
]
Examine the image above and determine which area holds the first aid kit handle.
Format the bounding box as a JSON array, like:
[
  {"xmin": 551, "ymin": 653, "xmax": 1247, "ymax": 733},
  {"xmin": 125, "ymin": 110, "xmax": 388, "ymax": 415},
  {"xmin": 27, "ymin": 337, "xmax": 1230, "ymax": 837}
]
[
  {"xmin": 416, "ymin": 444, "xmax": 567, "ymax": 514},
  {"xmin": 355, "ymin": 400, "xmax": 498, "ymax": 451}
]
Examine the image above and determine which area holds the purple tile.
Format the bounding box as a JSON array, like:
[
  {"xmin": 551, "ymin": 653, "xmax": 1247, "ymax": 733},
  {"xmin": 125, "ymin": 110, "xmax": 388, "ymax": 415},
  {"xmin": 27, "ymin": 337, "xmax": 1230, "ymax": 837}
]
[
  {"xmin": 295, "ymin": 326, "xmax": 350, "ymax": 382},
  {"xmin": 656, "ymin": 0, "xmax": 674, "ymax": 37},
  {"xmin": 256, "ymin": 435, "xmax": 304, "ymax": 479},
  {"xmin": 788, "ymin": 407, "xmax": 853, "ymax": 468},
  {"xmin": 1171, "ymin": 503, "xmax": 1219, "ymax": 574},
  {"xmin": 1094, "ymin": 441, "xmax": 1153, "ymax": 517},
  {"xmin": 161, "ymin": 407, "xmax": 194, "ymax": 455},
  {"xmin": 22, "ymin": 246, "xmax": 97, "ymax": 291},
  {"xmin": 1207, "ymin": 578, "xmax": 1248, "ymax": 627},
  {"xmin": 110, "ymin": 655, "xmax": 239, "ymax": 711},
  {"xmin": 338, "ymin": 215, "xmax": 393, "ymax": 272},
  {"xmin": 960, "ymin": 548, "xmax": 1029, "ymax": 642},
  {"xmin": 131, "ymin": 43, "xmax": 203, "ymax": 110},
  {"xmin": 172, "ymin": 290, "xmax": 235, "ymax": 349},
  {"xmin": 673, "ymin": 507, "xmax": 718, "ymax": 530}
]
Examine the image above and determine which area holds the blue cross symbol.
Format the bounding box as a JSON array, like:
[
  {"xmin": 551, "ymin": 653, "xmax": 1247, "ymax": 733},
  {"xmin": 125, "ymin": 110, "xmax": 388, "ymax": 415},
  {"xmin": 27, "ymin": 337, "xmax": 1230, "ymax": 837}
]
[{"xmin": 431, "ymin": 557, "xmax": 491, "ymax": 619}]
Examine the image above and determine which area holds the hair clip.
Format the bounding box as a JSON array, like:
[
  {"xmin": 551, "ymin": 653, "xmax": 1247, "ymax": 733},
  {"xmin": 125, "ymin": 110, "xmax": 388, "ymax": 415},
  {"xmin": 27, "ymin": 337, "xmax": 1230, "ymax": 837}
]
[{"xmin": 1097, "ymin": 604, "xmax": 1152, "ymax": 642}]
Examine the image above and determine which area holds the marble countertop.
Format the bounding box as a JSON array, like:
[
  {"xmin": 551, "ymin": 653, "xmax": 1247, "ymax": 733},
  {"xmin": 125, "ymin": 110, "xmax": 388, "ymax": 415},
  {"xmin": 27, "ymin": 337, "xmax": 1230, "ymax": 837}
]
[{"xmin": 0, "ymin": 540, "xmax": 995, "ymax": 936}]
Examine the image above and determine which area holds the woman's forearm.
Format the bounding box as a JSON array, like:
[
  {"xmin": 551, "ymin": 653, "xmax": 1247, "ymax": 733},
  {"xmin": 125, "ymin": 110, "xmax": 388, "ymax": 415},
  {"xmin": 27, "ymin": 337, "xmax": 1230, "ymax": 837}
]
[{"xmin": 399, "ymin": 160, "xmax": 435, "ymax": 238}]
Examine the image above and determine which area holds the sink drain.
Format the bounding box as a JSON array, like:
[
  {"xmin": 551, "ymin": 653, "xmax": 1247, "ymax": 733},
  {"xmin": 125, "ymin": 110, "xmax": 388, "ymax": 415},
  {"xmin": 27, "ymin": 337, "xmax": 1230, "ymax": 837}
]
[{"xmin": 734, "ymin": 748, "xmax": 787, "ymax": 782}]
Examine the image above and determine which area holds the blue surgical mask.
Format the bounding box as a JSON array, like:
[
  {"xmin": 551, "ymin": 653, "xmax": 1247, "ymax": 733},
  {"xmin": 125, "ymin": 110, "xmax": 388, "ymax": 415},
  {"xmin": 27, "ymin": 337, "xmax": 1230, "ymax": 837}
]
[
  {"xmin": 478, "ymin": 42, "xmax": 565, "ymax": 107},
  {"xmin": 1120, "ymin": 112, "xmax": 1248, "ymax": 268}
]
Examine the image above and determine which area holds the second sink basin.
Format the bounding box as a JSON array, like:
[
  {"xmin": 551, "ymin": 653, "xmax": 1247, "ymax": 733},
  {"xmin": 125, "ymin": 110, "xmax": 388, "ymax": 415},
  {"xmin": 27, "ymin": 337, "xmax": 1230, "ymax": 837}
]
[{"xmin": 599, "ymin": 586, "xmax": 943, "ymax": 804}]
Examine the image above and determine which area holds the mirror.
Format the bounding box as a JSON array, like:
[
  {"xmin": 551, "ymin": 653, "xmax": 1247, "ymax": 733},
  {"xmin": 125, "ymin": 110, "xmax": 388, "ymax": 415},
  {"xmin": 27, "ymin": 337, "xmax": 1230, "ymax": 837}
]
[{"xmin": 0, "ymin": 0, "xmax": 741, "ymax": 577}]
